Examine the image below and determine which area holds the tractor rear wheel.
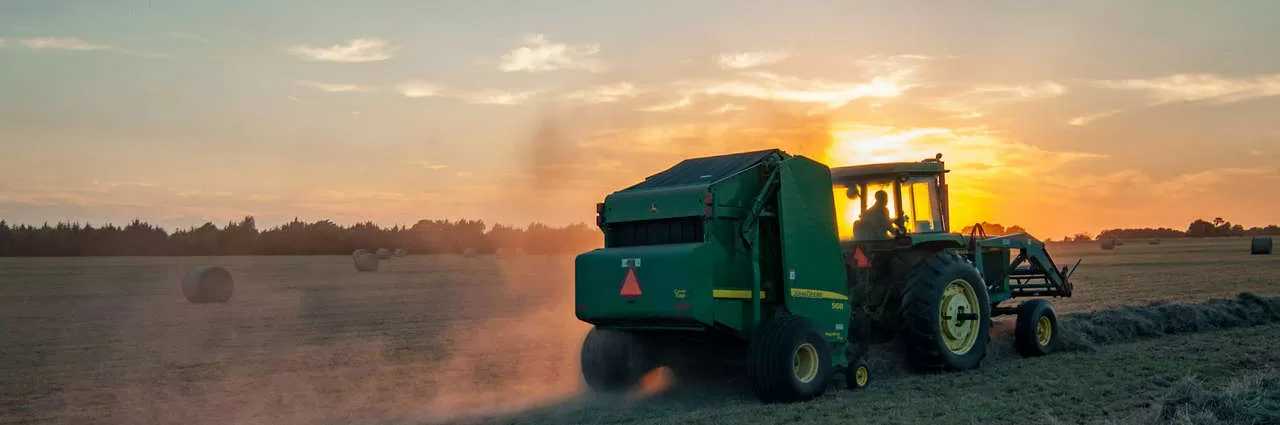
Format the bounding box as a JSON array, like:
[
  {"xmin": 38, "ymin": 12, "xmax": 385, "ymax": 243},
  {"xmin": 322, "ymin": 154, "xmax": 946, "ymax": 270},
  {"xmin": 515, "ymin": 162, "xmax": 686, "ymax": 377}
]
[
  {"xmin": 747, "ymin": 315, "xmax": 831, "ymax": 403},
  {"xmin": 580, "ymin": 327, "xmax": 653, "ymax": 393},
  {"xmin": 899, "ymin": 250, "xmax": 991, "ymax": 373},
  {"xmin": 1014, "ymin": 299, "xmax": 1059, "ymax": 357}
]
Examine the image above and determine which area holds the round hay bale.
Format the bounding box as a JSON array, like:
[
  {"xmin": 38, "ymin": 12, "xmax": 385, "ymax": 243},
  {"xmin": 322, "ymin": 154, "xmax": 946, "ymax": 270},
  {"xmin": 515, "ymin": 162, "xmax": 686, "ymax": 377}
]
[
  {"xmin": 375, "ymin": 248, "xmax": 393, "ymax": 260},
  {"xmin": 182, "ymin": 265, "xmax": 234, "ymax": 303},
  {"xmin": 394, "ymin": 248, "xmax": 408, "ymax": 257},
  {"xmin": 1253, "ymin": 237, "xmax": 1273, "ymax": 255},
  {"xmin": 1150, "ymin": 238, "xmax": 1161, "ymax": 245},
  {"xmin": 1100, "ymin": 239, "xmax": 1116, "ymax": 250},
  {"xmin": 352, "ymin": 249, "xmax": 369, "ymax": 258},
  {"xmin": 354, "ymin": 253, "xmax": 379, "ymax": 271},
  {"xmin": 463, "ymin": 248, "xmax": 477, "ymax": 258}
]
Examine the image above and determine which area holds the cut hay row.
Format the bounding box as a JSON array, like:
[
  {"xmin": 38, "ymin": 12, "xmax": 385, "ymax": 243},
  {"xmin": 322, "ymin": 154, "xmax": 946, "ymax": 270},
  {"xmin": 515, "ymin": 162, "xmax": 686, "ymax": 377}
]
[{"xmin": 1059, "ymin": 292, "xmax": 1280, "ymax": 352}]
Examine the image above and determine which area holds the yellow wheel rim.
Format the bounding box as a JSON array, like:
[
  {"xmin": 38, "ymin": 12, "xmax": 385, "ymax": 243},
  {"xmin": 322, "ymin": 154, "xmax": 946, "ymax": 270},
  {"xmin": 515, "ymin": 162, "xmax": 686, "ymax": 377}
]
[
  {"xmin": 1037, "ymin": 315, "xmax": 1053, "ymax": 346},
  {"xmin": 794, "ymin": 343, "xmax": 819, "ymax": 384},
  {"xmin": 855, "ymin": 365, "xmax": 868, "ymax": 387},
  {"xmin": 940, "ymin": 279, "xmax": 981, "ymax": 355}
]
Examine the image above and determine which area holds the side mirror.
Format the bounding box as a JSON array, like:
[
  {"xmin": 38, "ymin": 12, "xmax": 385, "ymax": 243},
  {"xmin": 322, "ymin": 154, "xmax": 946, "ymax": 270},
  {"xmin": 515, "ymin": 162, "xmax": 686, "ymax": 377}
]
[{"xmin": 845, "ymin": 186, "xmax": 859, "ymax": 199}]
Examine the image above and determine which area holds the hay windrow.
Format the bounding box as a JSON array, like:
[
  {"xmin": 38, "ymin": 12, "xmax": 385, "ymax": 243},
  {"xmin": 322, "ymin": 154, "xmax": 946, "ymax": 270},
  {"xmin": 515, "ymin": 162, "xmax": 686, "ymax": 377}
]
[
  {"xmin": 1059, "ymin": 292, "xmax": 1280, "ymax": 352},
  {"xmin": 1145, "ymin": 373, "xmax": 1280, "ymax": 425}
]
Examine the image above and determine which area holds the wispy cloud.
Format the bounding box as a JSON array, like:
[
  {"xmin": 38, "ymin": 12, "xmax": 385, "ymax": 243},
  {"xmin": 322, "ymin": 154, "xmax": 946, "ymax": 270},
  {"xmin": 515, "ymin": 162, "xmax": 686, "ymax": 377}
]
[
  {"xmin": 564, "ymin": 82, "xmax": 639, "ymax": 103},
  {"xmin": 297, "ymin": 80, "xmax": 375, "ymax": 93},
  {"xmin": 638, "ymin": 96, "xmax": 693, "ymax": 112},
  {"xmin": 498, "ymin": 34, "xmax": 606, "ymax": 73},
  {"xmin": 288, "ymin": 38, "xmax": 394, "ymax": 63},
  {"xmin": 717, "ymin": 51, "xmax": 790, "ymax": 70},
  {"xmin": 1094, "ymin": 73, "xmax": 1280, "ymax": 104},
  {"xmin": 403, "ymin": 160, "xmax": 450, "ymax": 170},
  {"xmin": 924, "ymin": 81, "xmax": 1067, "ymax": 118},
  {"xmin": 689, "ymin": 71, "xmax": 910, "ymax": 108},
  {"xmin": 19, "ymin": 37, "xmax": 164, "ymax": 58},
  {"xmin": 709, "ymin": 103, "xmax": 746, "ymax": 114},
  {"xmin": 1068, "ymin": 73, "xmax": 1280, "ymax": 126},
  {"xmin": 462, "ymin": 90, "xmax": 538, "ymax": 105},
  {"xmin": 167, "ymin": 32, "xmax": 208, "ymax": 43},
  {"xmin": 397, "ymin": 80, "xmax": 444, "ymax": 98}
]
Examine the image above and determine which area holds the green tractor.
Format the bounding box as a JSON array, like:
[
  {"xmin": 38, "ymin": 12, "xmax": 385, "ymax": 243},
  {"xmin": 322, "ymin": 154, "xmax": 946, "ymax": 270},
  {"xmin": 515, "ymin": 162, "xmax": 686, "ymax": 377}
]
[{"xmin": 574, "ymin": 149, "xmax": 1078, "ymax": 402}]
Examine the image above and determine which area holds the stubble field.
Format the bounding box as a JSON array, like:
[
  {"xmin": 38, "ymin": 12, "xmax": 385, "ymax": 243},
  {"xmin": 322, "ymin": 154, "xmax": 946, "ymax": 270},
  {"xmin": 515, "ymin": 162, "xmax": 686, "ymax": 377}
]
[{"xmin": 1, "ymin": 237, "xmax": 1277, "ymax": 425}]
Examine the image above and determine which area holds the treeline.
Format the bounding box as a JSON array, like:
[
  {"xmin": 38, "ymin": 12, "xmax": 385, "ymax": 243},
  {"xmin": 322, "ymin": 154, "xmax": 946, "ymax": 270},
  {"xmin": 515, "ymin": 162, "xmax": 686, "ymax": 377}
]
[
  {"xmin": 1097, "ymin": 217, "xmax": 1280, "ymax": 241},
  {"xmin": 0, "ymin": 217, "xmax": 602, "ymax": 257}
]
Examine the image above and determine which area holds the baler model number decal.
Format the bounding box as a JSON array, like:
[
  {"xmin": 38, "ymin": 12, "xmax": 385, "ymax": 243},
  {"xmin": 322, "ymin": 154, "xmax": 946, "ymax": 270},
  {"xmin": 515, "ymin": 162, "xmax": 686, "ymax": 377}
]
[
  {"xmin": 790, "ymin": 288, "xmax": 849, "ymax": 301},
  {"xmin": 621, "ymin": 258, "xmax": 642, "ymax": 267}
]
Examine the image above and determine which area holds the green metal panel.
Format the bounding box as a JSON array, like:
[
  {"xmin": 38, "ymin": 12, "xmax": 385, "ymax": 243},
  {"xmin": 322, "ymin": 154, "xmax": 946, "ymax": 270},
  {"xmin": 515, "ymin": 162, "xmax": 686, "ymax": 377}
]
[
  {"xmin": 575, "ymin": 243, "xmax": 714, "ymax": 327},
  {"xmin": 776, "ymin": 156, "xmax": 851, "ymax": 343},
  {"xmin": 603, "ymin": 186, "xmax": 707, "ymax": 223}
]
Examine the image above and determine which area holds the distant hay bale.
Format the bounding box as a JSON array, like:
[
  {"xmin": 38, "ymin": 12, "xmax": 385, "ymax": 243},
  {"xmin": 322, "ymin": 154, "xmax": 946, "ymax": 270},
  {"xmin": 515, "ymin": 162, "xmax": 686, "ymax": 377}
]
[
  {"xmin": 1253, "ymin": 237, "xmax": 1273, "ymax": 255},
  {"xmin": 182, "ymin": 265, "xmax": 234, "ymax": 303},
  {"xmin": 354, "ymin": 253, "xmax": 379, "ymax": 272},
  {"xmin": 375, "ymin": 248, "xmax": 393, "ymax": 260},
  {"xmin": 1114, "ymin": 239, "xmax": 1125, "ymax": 246},
  {"xmin": 394, "ymin": 248, "xmax": 408, "ymax": 257},
  {"xmin": 463, "ymin": 248, "xmax": 477, "ymax": 258},
  {"xmin": 1100, "ymin": 239, "xmax": 1116, "ymax": 250},
  {"xmin": 1150, "ymin": 238, "xmax": 1161, "ymax": 245},
  {"xmin": 352, "ymin": 249, "xmax": 369, "ymax": 258}
]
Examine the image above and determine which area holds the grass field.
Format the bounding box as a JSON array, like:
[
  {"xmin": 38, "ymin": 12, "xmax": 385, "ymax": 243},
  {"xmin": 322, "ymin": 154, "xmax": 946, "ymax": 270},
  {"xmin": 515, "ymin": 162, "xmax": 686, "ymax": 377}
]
[{"xmin": 0, "ymin": 237, "xmax": 1276, "ymax": 425}]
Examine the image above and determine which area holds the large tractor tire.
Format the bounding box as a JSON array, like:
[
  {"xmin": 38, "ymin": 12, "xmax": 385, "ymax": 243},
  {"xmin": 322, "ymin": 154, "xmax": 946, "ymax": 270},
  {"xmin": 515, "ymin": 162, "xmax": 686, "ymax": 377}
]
[
  {"xmin": 747, "ymin": 315, "xmax": 832, "ymax": 403},
  {"xmin": 580, "ymin": 327, "xmax": 653, "ymax": 393},
  {"xmin": 899, "ymin": 250, "xmax": 991, "ymax": 373},
  {"xmin": 1014, "ymin": 299, "xmax": 1060, "ymax": 357}
]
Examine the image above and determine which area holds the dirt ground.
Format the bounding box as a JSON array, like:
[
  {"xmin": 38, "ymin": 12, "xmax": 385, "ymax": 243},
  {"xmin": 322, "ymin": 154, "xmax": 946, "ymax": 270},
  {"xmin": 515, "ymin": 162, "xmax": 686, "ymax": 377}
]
[{"xmin": 0, "ymin": 237, "xmax": 1276, "ymax": 425}]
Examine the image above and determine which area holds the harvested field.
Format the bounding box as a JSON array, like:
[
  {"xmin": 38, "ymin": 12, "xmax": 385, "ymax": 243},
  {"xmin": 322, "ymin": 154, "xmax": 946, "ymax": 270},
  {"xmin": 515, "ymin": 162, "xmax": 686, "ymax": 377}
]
[{"xmin": 0, "ymin": 237, "xmax": 1277, "ymax": 425}]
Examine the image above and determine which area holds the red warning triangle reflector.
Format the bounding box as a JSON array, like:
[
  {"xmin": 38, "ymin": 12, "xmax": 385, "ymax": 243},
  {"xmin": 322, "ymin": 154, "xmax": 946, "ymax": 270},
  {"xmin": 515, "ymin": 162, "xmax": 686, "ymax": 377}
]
[
  {"xmin": 854, "ymin": 246, "xmax": 871, "ymax": 269},
  {"xmin": 620, "ymin": 267, "xmax": 642, "ymax": 298}
]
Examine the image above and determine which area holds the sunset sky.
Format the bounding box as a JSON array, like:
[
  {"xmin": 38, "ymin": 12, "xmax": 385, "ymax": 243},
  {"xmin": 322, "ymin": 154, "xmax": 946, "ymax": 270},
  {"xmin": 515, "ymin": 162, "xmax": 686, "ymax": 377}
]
[{"xmin": 2, "ymin": 0, "xmax": 1278, "ymax": 239}]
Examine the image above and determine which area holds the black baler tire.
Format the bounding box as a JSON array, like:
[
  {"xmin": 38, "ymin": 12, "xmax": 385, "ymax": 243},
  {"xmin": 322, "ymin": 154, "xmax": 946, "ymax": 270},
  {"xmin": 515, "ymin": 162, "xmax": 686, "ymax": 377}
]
[
  {"xmin": 1014, "ymin": 299, "xmax": 1059, "ymax": 357},
  {"xmin": 580, "ymin": 327, "xmax": 651, "ymax": 393},
  {"xmin": 899, "ymin": 250, "xmax": 991, "ymax": 373},
  {"xmin": 747, "ymin": 315, "xmax": 832, "ymax": 403}
]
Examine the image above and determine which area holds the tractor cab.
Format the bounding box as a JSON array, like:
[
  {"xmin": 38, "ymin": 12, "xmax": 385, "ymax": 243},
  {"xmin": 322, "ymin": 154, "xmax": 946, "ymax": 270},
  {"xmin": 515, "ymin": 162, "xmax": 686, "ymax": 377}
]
[{"xmin": 830, "ymin": 154, "xmax": 951, "ymax": 242}]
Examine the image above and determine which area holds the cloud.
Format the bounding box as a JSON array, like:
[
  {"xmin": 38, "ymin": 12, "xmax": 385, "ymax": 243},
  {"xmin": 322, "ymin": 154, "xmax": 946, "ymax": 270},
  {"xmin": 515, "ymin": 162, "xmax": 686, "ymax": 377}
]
[
  {"xmin": 397, "ymin": 81, "xmax": 444, "ymax": 98},
  {"xmin": 1094, "ymin": 73, "xmax": 1280, "ymax": 104},
  {"xmin": 288, "ymin": 38, "xmax": 394, "ymax": 63},
  {"xmin": 717, "ymin": 51, "xmax": 790, "ymax": 70},
  {"xmin": 1067, "ymin": 73, "xmax": 1280, "ymax": 126},
  {"xmin": 297, "ymin": 80, "xmax": 375, "ymax": 93},
  {"xmin": 498, "ymin": 34, "xmax": 606, "ymax": 73},
  {"xmin": 709, "ymin": 104, "xmax": 746, "ymax": 114},
  {"xmin": 462, "ymin": 90, "xmax": 538, "ymax": 105},
  {"xmin": 564, "ymin": 82, "xmax": 639, "ymax": 103},
  {"xmin": 689, "ymin": 71, "xmax": 910, "ymax": 108},
  {"xmin": 167, "ymin": 32, "xmax": 208, "ymax": 43},
  {"xmin": 402, "ymin": 160, "xmax": 450, "ymax": 170},
  {"xmin": 923, "ymin": 81, "xmax": 1067, "ymax": 118},
  {"xmin": 638, "ymin": 96, "xmax": 692, "ymax": 112},
  {"xmin": 19, "ymin": 37, "xmax": 164, "ymax": 58}
]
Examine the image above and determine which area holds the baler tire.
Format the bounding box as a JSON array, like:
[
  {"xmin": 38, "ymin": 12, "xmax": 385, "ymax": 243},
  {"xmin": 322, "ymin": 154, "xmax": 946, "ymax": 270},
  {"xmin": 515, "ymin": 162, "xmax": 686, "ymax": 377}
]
[
  {"xmin": 580, "ymin": 327, "xmax": 652, "ymax": 393},
  {"xmin": 1014, "ymin": 299, "xmax": 1059, "ymax": 357},
  {"xmin": 899, "ymin": 250, "xmax": 991, "ymax": 373},
  {"xmin": 747, "ymin": 315, "xmax": 831, "ymax": 403},
  {"xmin": 846, "ymin": 359, "xmax": 870, "ymax": 390}
]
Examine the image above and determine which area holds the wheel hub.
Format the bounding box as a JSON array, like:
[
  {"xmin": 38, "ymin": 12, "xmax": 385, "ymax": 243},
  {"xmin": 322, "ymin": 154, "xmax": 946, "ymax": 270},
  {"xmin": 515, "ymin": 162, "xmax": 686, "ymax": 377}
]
[
  {"xmin": 793, "ymin": 343, "xmax": 819, "ymax": 384},
  {"xmin": 1036, "ymin": 315, "xmax": 1052, "ymax": 346},
  {"xmin": 939, "ymin": 279, "xmax": 981, "ymax": 355}
]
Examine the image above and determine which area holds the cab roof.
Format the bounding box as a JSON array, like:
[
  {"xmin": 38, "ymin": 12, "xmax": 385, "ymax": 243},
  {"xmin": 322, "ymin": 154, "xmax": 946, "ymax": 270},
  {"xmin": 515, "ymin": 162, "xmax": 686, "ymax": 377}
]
[{"xmin": 830, "ymin": 160, "xmax": 946, "ymax": 182}]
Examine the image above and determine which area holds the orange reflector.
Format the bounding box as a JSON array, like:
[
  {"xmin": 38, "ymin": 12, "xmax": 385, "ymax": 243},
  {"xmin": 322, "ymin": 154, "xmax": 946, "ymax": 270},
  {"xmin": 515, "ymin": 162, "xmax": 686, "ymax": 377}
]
[
  {"xmin": 620, "ymin": 267, "xmax": 642, "ymax": 298},
  {"xmin": 853, "ymin": 246, "xmax": 870, "ymax": 269}
]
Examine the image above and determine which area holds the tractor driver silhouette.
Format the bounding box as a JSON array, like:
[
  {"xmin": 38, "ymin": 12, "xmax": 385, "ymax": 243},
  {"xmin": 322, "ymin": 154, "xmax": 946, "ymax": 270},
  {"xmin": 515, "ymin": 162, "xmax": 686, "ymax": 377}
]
[{"xmin": 854, "ymin": 189, "xmax": 894, "ymax": 240}]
